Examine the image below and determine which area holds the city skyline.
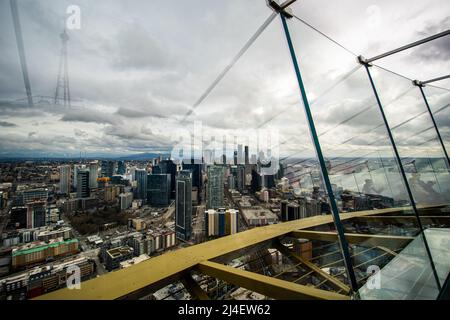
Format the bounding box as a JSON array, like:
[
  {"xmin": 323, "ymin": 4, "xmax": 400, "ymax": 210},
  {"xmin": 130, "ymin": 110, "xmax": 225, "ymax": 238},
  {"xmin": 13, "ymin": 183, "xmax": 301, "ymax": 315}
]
[{"xmin": 0, "ymin": 0, "xmax": 449, "ymax": 304}]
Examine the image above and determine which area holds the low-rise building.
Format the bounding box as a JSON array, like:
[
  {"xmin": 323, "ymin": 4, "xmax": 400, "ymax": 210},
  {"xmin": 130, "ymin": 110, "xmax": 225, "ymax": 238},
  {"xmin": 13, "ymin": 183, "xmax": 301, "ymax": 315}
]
[
  {"xmin": 105, "ymin": 246, "xmax": 134, "ymax": 271},
  {"xmin": 11, "ymin": 237, "xmax": 79, "ymax": 269}
]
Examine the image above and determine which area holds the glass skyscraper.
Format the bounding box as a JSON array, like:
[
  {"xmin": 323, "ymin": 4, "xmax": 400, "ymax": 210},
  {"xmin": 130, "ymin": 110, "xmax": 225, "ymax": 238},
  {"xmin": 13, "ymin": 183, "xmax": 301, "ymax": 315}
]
[
  {"xmin": 76, "ymin": 169, "xmax": 90, "ymax": 198},
  {"xmin": 147, "ymin": 174, "xmax": 171, "ymax": 206},
  {"xmin": 135, "ymin": 169, "xmax": 148, "ymax": 201},
  {"xmin": 153, "ymin": 159, "xmax": 177, "ymax": 198},
  {"xmin": 175, "ymin": 170, "xmax": 192, "ymax": 241},
  {"xmin": 206, "ymin": 165, "xmax": 224, "ymax": 209}
]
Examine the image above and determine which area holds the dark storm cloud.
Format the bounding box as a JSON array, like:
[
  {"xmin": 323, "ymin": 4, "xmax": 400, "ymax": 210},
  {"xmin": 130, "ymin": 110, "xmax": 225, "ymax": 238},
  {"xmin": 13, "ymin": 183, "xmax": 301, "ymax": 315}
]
[
  {"xmin": 61, "ymin": 108, "xmax": 120, "ymax": 125},
  {"xmin": 0, "ymin": 121, "xmax": 17, "ymax": 127},
  {"xmin": 414, "ymin": 16, "xmax": 450, "ymax": 61}
]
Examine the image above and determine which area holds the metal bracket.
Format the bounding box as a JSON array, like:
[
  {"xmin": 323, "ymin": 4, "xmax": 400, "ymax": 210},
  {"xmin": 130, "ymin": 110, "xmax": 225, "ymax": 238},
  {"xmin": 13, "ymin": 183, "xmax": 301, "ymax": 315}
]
[
  {"xmin": 266, "ymin": 0, "xmax": 295, "ymax": 19},
  {"xmin": 357, "ymin": 55, "xmax": 372, "ymax": 67},
  {"xmin": 412, "ymin": 79, "xmax": 424, "ymax": 87}
]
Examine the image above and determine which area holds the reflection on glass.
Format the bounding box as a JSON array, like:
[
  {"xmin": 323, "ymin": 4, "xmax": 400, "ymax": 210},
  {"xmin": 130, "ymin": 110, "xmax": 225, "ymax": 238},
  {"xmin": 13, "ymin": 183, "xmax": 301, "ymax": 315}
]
[{"xmin": 286, "ymin": 15, "xmax": 447, "ymax": 299}]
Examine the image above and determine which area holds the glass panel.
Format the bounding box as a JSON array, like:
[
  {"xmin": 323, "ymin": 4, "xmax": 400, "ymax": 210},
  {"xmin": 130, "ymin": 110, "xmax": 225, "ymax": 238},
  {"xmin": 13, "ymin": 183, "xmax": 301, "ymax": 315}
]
[
  {"xmin": 286, "ymin": 13, "xmax": 442, "ymax": 299},
  {"xmin": 369, "ymin": 66, "xmax": 450, "ymax": 291},
  {"xmin": 422, "ymin": 85, "xmax": 450, "ymax": 153},
  {"xmin": 165, "ymin": 10, "xmax": 346, "ymax": 297},
  {"xmin": 370, "ymin": 66, "xmax": 450, "ymax": 207}
]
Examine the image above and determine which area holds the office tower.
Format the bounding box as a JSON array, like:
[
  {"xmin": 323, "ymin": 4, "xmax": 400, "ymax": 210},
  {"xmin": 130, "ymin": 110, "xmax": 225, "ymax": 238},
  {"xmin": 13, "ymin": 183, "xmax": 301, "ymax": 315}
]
[
  {"xmin": 262, "ymin": 174, "xmax": 275, "ymax": 189},
  {"xmin": 250, "ymin": 168, "xmax": 261, "ymax": 193},
  {"xmin": 147, "ymin": 174, "xmax": 170, "ymax": 206},
  {"xmin": 237, "ymin": 144, "xmax": 243, "ymax": 164},
  {"xmin": 237, "ymin": 165, "xmax": 245, "ymax": 191},
  {"xmin": 183, "ymin": 162, "xmax": 202, "ymax": 202},
  {"xmin": 280, "ymin": 200, "xmax": 288, "ymax": 222},
  {"xmin": 59, "ymin": 165, "xmax": 71, "ymax": 194},
  {"xmin": 119, "ymin": 192, "xmax": 133, "ymax": 210},
  {"xmin": 10, "ymin": 207, "xmax": 27, "ymax": 229},
  {"xmin": 135, "ymin": 169, "xmax": 148, "ymax": 201},
  {"xmin": 76, "ymin": 169, "xmax": 90, "ymax": 198},
  {"xmin": 26, "ymin": 200, "xmax": 46, "ymax": 228},
  {"xmin": 72, "ymin": 165, "xmax": 80, "ymax": 189},
  {"xmin": 287, "ymin": 203, "xmax": 300, "ymax": 221},
  {"xmin": 154, "ymin": 160, "xmax": 177, "ymax": 198},
  {"xmin": 207, "ymin": 166, "xmax": 224, "ymax": 209},
  {"xmin": 205, "ymin": 208, "xmax": 238, "ymax": 237},
  {"xmin": 233, "ymin": 151, "xmax": 238, "ymax": 165},
  {"xmin": 176, "ymin": 170, "xmax": 192, "ymax": 241},
  {"xmin": 245, "ymin": 145, "xmax": 249, "ymax": 165},
  {"xmin": 280, "ymin": 200, "xmax": 304, "ymax": 221},
  {"xmin": 228, "ymin": 175, "xmax": 236, "ymax": 190},
  {"xmin": 89, "ymin": 162, "xmax": 99, "ymax": 189},
  {"xmin": 117, "ymin": 161, "xmax": 126, "ymax": 175},
  {"xmin": 16, "ymin": 188, "xmax": 48, "ymax": 206},
  {"xmin": 101, "ymin": 160, "xmax": 116, "ymax": 178},
  {"xmin": 230, "ymin": 166, "xmax": 238, "ymax": 190},
  {"xmin": 225, "ymin": 209, "xmax": 238, "ymax": 235},
  {"xmin": 277, "ymin": 163, "xmax": 285, "ymax": 179}
]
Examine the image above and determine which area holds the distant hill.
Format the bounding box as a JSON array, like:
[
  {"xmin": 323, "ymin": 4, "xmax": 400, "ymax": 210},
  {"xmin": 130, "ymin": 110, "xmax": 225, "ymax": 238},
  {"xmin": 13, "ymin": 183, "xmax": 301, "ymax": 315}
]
[
  {"xmin": 116, "ymin": 152, "xmax": 170, "ymax": 160},
  {"xmin": 0, "ymin": 152, "xmax": 170, "ymax": 162}
]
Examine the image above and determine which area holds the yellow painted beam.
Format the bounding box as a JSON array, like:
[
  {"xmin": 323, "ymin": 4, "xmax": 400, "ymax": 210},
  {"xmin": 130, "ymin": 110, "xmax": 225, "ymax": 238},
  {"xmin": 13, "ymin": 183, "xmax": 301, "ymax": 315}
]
[
  {"xmin": 274, "ymin": 242, "xmax": 351, "ymax": 294},
  {"xmin": 290, "ymin": 230, "xmax": 413, "ymax": 249},
  {"xmin": 35, "ymin": 206, "xmax": 415, "ymax": 300},
  {"xmin": 196, "ymin": 261, "xmax": 349, "ymax": 300},
  {"xmin": 376, "ymin": 246, "xmax": 398, "ymax": 256},
  {"xmin": 181, "ymin": 274, "xmax": 210, "ymax": 300},
  {"xmin": 351, "ymin": 215, "xmax": 450, "ymax": 222}
]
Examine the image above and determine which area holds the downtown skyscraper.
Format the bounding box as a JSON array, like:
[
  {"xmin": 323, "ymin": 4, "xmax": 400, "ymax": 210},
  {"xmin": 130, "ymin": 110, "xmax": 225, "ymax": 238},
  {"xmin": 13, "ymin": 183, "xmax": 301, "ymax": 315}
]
[
  {"xmin": 76, "ymin": 169, "xmax": 90, "ymax": 198},
  {"xmin": 135, "ymin": 169, "xmax": 148, "ymax": 201},
  {"xmin": 175, "ymin": 170, "xmax": 192, "ymax": 241},
  {"xmin": 207, "ymin": 165, "xmax": 224, "ymax": 209},
  {"xmin": 59, "ymin": 165, "xmax": 71, "ymax": 194}
]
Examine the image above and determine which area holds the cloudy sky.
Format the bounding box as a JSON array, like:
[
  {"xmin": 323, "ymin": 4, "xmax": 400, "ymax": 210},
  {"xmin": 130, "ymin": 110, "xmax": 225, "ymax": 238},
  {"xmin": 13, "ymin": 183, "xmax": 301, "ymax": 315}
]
[{"xmin": 0, "ymin": 0, "xmax": 449, "ymax": 159}]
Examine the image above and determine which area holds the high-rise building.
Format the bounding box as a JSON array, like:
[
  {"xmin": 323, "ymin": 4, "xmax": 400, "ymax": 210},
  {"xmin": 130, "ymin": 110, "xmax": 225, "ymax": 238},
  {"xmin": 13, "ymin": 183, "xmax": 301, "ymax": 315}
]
[
  {"xmin": 237, "ymin": 165, "xmax": 245, "ymax": 191},
  {"xmin": 89, "ymin": 162, "xmax": 99, "ymax": 189},
  {"xmin": 117, "ymin": 161, "xmax": 126, "ymax": 175},
  {"xmin": 205, "ymin": 208, "xmax": 238, "ymax": 237},
  {"xmin": 237, "ymin": 144, "xmax": 243, "ymax": 164},
  {"xmin": 15, "ymin": 188, "xmax": 48, "ymax": 206},
  {"xmin": 175, "ymin": 170, "xmax": 192, "ymax": 241},
  {"xmin": 207, "ymin": 166, "xmax": 224, "ymax": 209},
  {"xmin": 154, "ymin": 160, "xmax": 177, "ymax": 198},
  {"xmin": 101, "ymin": 160, "xmax": 116, "ymax": 178},
  {"xmin": 135, "ymin": 169, "xmax": 148, "ymax": 201},
  {"xmin": 287, "ymin": 203, "xmax": 300, "ymax": 221},
  {"xmin": 183, "ymin": 162, "xmax": 202, "ymax": 202},
  {"xmin": 233, "ymin": 151, "xmax": 238, "ymax": 165},
  {"xmin": 147, "ymin": 174, "xmax": 170, "ymax": 206},
  {"xmin": 119, "ymin": 192, "xmax": 133, "ymax": 210},
  {"xmin": 10, "ymin": 207, "xmax": 27, "ymax": 229},
  {"xmin": 26, "ymin": 200, "xmax": 46, "ymax": 228},
  {"xmin": 76, "ymin": 169, "xmax": 90, "ymax": 198},
  {"xmin": 72, "ymin": 165, "xmax": 80, "ymax": 189},
  {"xmin": 59, "ymin": 165, "xmax": 71, "ymax": 194},
  {"xmin": 250, "ymin": 168, "xmax": 261, "ymax": 193},
  {"xmin": 245, "ymin": 146, "xmax": 249, "ymax": 165}
]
